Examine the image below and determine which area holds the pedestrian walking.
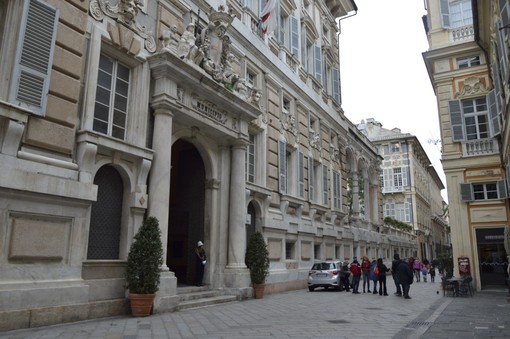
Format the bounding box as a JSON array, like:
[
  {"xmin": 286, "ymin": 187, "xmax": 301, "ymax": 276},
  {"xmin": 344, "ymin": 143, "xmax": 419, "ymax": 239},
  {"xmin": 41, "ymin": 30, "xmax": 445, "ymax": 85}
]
[
  {"xmin": 397, "ymin": 257, "xmax": 414, "ymax": 299},
  {"xmin": 391, "ymin": 253, "xmax": 403, "ymax": 296},
  {"xmin": 422, "ymin": 265, "xmax": 428, "ymax": 282},
  {"xmin": 413, "ymin": 257, "xmax": 422, "ymax": 282},
  {"xmin": 349, "ymin": 257, "xmax": 361, "ymax": 294},
  {"xmin": 361, "ymin": 256, "xmax": 371, "ymax": 293},
  {"xmin": 376, "ymin": 258, "xmax": 389, "ymax": 296},
  {"xmin": 429, "ymin": 260, "xmax": 436, "ymax": 283}
]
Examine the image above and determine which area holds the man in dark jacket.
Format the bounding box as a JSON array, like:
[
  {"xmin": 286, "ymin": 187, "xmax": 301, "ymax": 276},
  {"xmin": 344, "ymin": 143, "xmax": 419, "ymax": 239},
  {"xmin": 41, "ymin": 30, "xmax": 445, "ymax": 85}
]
[
  {"xmin": 397, "ymin": 258, "xmax": 414, "ymax": 299},
  {"xmin": 391, "ymin": 253, "xmax": 403, "ymax": 296}
]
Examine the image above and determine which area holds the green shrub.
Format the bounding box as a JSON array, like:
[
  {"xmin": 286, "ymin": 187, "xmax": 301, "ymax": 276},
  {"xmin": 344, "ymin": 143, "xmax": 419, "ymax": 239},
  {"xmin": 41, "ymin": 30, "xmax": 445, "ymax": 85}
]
[
  {"xmin": 126, "ymin": 216, "xmax": 164, "ymax": 294},
  {"xmin": 245, "ymin": 232, "xmax": 270, "ymax": 284}
]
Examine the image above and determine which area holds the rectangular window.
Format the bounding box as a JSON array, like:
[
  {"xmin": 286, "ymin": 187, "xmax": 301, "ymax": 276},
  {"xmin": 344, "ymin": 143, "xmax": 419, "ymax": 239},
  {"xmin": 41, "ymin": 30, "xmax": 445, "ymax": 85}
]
[
  {"xmin": 314, "ymin": 244, "xmax": 321, "ymax": 260},
  {"xmin": 463, "ymin": 98, "xmax": 489, "ymax": 140},
  {"xmin": 460, "ymin": 180, "xmax": 508, "ymax": 201},
  {"xmin": 285, "ymin": 241, "xmax": 295, "ymax": 259},
  {"xmin": 393, "ymin": 168, "xmax": 403, "ymax": 188},
  {"xmin": 290, "ymin": 16, "xmax": 299, "ymax": 57},
  {"xmin": 449, "ymin": 0, "xmax": 473, "ymax": 28},
  {"xmin": 457, "ymin": 55, "xmax": 481, "ymax": 68},
  {"xmin": 332, "ymin": 68, "xmax": 340, "ymax": 103},
  {"xmin": 246, "ymin": 133, "xmax": 256, "ymax": 183},
  {"xmin": 278, "ymin": 140, "xmax": 287, "ymax": 193},
  {"xmin": 93, "ymin": 54, "xmax": 130, "ymax": 140},
  {"xmin": 391, "ymin": 142, "xmax": 401, "ymax": 153},
  {"xmin": 278, "ymin": 14, "xmax": 287, "ymax": 46},
  {"xmin": 314, "ymin": 44, "xmax": 322, "ymax": 83}
]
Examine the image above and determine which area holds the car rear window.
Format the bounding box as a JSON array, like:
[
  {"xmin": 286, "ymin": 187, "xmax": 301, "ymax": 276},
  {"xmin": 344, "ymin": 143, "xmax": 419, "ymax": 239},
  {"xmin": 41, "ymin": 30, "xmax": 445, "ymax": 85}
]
[{"xmin": 312, "ymin": 263, "xmax": 334, "ymax": 270}]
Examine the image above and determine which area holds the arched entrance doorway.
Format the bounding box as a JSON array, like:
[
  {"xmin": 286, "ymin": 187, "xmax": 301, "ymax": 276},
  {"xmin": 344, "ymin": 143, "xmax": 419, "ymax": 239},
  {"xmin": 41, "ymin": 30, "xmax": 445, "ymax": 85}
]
[{"xmin": 168, "ymin": 139, "xmax": 205, "ymax": 285}]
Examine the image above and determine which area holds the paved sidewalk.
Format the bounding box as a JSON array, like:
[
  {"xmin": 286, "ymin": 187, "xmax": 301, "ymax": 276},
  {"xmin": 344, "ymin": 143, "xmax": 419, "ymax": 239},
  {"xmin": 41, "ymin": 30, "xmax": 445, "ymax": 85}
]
[{"xmin": 0, "ymin": 279, "xmax": 509, "ymax": 339}]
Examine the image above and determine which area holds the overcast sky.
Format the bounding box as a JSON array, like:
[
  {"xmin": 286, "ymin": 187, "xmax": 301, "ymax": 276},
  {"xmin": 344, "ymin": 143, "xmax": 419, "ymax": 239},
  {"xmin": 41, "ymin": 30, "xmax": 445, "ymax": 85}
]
[{"xmin": 338, "ymin": 0, "xmax": 448, "ymax": 202}]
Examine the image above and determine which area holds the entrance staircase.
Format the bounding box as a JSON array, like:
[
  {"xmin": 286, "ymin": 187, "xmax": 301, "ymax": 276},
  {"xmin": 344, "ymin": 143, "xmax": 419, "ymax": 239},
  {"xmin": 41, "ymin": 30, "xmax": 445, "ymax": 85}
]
[{"xmin": 177, "ymin": 285, "xmax": 238, "ymax": 311}]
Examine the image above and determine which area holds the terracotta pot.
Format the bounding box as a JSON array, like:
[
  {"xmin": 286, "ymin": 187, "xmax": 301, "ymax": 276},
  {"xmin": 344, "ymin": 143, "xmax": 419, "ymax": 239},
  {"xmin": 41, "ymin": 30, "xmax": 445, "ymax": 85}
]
[
  {"xmin": 129, "ymin": 293, "xmax": 155, "ymax": 317},
  {"xmin": 253, "ymin": 283, "xmax": 265, "ymax": 299}
]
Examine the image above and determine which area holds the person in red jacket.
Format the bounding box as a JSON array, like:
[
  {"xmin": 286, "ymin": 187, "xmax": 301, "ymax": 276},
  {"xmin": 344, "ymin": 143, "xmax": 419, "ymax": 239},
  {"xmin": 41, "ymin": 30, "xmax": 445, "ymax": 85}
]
[
  {"xmin": 349, "ymin": 257, "xmax": 361, "ymax": 294},
  {"xmin": 361, "ymin": 256, "xmax": 371, "ymax": 293}
]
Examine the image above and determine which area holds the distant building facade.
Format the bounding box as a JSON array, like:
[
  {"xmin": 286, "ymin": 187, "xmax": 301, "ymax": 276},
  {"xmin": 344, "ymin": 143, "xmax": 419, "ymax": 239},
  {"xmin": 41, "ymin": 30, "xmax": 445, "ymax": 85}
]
[
  {"xmin": 0, "ymin": 0, "xmax": 417, "ymax": 330},
  {"xmin": 423, "ymin": 0, "xmax": 510, "ymax": 289},
  {"xmin": 358, "ymin": 118, "xmax": 449, "ymax": 261}
]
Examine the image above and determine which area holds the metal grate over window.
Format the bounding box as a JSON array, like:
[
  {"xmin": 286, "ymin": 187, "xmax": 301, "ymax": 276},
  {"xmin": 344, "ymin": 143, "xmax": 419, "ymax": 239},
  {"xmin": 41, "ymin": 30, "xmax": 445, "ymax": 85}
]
[{"xmin": 87, "ymin": 165, "xmax": 123, "ymax": 259}]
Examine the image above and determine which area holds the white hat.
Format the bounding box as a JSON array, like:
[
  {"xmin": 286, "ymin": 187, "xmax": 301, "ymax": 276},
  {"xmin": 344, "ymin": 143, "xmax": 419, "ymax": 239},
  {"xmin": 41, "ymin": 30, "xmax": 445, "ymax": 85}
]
[{"xmin": 197, "ymin": 241, "xmax": 204, "ymax": 247}]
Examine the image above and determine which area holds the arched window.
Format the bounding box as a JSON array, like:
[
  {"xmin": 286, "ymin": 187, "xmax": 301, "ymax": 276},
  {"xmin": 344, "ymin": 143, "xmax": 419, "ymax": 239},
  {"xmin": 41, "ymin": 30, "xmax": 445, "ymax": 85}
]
[{"xmin": 87, "ymin": 165, "xmax": 123, "ymax": 259}]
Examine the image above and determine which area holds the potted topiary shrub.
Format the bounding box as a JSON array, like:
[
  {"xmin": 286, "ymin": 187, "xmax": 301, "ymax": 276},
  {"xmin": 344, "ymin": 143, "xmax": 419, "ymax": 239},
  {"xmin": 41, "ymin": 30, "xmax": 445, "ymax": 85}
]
[
  {"xmin": 245, "ymin": 231, "xmax": 270, "ymax": 299},
  {"xmin": 126, "ymin": 216, "xmax": 163, "ymax": 316}
]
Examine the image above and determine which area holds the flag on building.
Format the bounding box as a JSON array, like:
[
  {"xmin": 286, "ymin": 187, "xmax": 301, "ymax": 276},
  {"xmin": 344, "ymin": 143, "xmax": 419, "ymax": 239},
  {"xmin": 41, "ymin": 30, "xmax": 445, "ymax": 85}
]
[{"xmin": 260, "ymin": 0, "xmax": 277, "ymax": 34}]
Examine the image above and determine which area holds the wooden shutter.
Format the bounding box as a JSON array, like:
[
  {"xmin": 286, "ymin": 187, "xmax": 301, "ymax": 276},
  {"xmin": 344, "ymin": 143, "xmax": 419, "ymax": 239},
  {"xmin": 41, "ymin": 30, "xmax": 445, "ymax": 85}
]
[
  {"xmin": 322, "ymin": 164, "xmax": 328, "ymax": 205},
  {"xmin": 290, "ymin": 16, "xmax": 299, "ymax": 56},
  {"xmin": 278, "ymin": 140, "xmax": 287, "ymax": 193},
  {"xmin": 497, "ymin": 179, "xmax": 508, "ymax": 199},
  {"xmin": 10, "ymin": 0, "xmax": 59, "ymax": 115},
  {"xmin": 298, "ymin": 151, "xmax": 304, "ymax": 198},
  {"xmin": 491, "ymin": 49, "xmax": 504, "ymax": 114},
  {"xmin": 332, "ymin": 68, "xmax": 340, "ymax": 103},
  {"xmin": 308, "ymin": 157, "xmax": 315, "ymax": 201},
  {"xmin": 488, "ymin": 90, "xmax": 501, "ymax": 137},
  {"xmin": 314, "ymin": 44, "xmax": 322, "ymax": 83},
  {"xmin": 448, "ymin": 100, "xmax": 465, "ymax": 141},
  {"xmin": 439, "ymin": 0, "xmax": 450, "ymax": 28},
  {"xmin": 460, "ymin": 183, "xmax": 473, "ymax": 202},
  {"xmin": 496, "ymin": 22, "xmax": 509, "ymax": 85}
]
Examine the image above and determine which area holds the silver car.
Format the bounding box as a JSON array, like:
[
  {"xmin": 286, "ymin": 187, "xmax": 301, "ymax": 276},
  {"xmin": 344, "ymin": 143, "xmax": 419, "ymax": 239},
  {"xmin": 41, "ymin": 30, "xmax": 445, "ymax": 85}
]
[{"xmin": 308, "ymin": 260, "xmax": 349, "ymax": 292}]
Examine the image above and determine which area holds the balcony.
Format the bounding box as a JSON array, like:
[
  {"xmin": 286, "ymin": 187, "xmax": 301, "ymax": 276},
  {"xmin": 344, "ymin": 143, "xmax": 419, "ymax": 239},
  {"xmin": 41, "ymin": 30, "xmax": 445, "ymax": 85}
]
[
  {"xmin": 449, "ymin": 25, "xmax": 474, "ymax": 43},
  {"xmin": 462, "ymin": 138, "xmax": 499, "ymax": 157}
]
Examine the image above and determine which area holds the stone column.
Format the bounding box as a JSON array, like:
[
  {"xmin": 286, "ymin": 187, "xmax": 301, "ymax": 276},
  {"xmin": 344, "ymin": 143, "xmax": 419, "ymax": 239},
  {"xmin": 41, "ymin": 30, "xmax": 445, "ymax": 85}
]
[
  {"xmin": 227, "ymin": 142, "xmax": 247, "ymax": 268},
  {"xmin": 148, "ymin": 107, "xmax": 173, "ymax": 270}
]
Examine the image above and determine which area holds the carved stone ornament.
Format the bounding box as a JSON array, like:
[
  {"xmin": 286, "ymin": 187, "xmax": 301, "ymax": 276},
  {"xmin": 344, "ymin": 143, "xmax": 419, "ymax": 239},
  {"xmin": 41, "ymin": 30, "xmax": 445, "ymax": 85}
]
[
  {"xmin": 280, "ymin": 112, "xmax": 298, "ymax": 137},
  {"xmin": 309, "ymin": 130, "xmax": 322, "ymax": 152},
  {"xmin": 90, "ymin": 0, "xmax": 156, "ymax": 53},
  {"xmin": 457, "ymin": 76, "xmax": 487, "ymax": 97}
]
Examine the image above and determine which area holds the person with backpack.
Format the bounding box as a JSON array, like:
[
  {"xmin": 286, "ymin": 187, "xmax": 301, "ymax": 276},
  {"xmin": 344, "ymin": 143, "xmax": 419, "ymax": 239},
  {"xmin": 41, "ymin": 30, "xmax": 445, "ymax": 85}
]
[
  {"xmin": 368, "ymin": 259, "xmax": 378, "ymax": 294},
  {"xmin": 376, "ymin": 258, "xmax": 389, "ymax": 296},
  {"xmin": 349, "ymin": 257, "xmax": 361, "ymax": 294},
  {"xmin": 361, "ymin": 256, "xmax": 371, "ymax": 293}
]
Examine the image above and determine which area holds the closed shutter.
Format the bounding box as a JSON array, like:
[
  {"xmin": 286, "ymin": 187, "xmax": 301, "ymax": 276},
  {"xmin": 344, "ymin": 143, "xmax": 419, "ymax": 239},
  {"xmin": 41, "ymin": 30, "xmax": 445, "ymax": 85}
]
[
  {"xmin": 500, "ymin": 0, "xmax": 510, "ymax": 31},
  {"xmin": 10, "ymin": 0, "xmax": 59, "ymax": 115},
  {"xmin": 308, "ymin": 156, "xmax": 315, "ymax": 201},
  {"xmin": 332, "ymin": 68, "xmax": 340, "ymax": 103},
  {"xmin": 497, "ymin": 22, "xmax": 509, "ymax": 85},
  {"xmin": 439, "ymin": 0, "xmax": 450, "ymax": 28},
  {"xmin": 488, "ymin": 90, "xmax": 501, "ymax": 136},
  {"xmin": 448, "ymin": 100, "xmax": 465, "ymax": 141},
  {"xmin": 497, "ymin": 179, "xmax": 508, "ymax": 199},
  {"xmin": 491, "ymin": 50, "xmax": 504, "ymax": 114},
  {"xmin": 322, "ymin": 165, "xmax": 328, "ymax": 205},
  {"xmin": 460, "ymin": 183, "xmax": 473, "ymax": 202},
  {"xmin": 314, "ymin": 44, "xmax": 322, "ymax": 83},
  {"xmin": 290, "ymin": 16, "xmax": 299, "ymax": 56},
  {"xmin": 298, "ymin": 151, "xmax": 304, "ymax": 198},
  {"xmin": 278, "ymin": 140, "xmax": 287, "ymax": 193}
]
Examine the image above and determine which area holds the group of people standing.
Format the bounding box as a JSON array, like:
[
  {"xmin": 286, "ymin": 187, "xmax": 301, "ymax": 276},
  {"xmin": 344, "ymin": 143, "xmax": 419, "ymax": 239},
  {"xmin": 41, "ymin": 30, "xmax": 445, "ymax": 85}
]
[{"xmin": 346, "ymin": 254, "xmax": 437, "ymax": 300}]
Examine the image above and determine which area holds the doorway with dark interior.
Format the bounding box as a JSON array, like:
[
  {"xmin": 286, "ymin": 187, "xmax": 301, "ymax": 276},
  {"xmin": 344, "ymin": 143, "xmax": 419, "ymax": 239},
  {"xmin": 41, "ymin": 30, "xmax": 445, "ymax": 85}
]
[{"xmin": 168, "ymin": 139, "xmax": 206, "ymax": 286}]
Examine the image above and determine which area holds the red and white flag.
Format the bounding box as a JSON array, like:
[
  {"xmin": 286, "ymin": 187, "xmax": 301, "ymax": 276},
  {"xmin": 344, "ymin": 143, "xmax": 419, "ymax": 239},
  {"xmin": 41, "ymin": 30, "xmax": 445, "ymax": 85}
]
[{"xmin": 260, "ymin": 0, "xmax": 277, "ymax": 34}]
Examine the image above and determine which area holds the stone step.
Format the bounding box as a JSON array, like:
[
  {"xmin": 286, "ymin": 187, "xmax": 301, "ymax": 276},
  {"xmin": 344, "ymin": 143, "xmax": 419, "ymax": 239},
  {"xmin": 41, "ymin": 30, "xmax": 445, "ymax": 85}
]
[
  {"xmin": 177, "ymin": 294, "xmax": 238, "ymax": 311},
  {"xmin": 178, "ymin": 289, "xmax": 225, "ymax": 302}
]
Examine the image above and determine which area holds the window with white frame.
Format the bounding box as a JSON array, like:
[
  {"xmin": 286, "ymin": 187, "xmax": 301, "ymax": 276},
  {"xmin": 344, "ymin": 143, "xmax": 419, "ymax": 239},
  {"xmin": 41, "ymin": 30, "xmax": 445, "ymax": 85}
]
[
  {"xmin": 289, "ymin": 16, "xmax": 299, "ymax": 57},
  {"xmin": 278, "ymin": 13, "xmax": 288, "ymax": 47},
  {"xmin": 246, "ymin": 133, "xmax": 256, "ymax": 183},
  {"xmin": 332, "ymin": 68, "xmax": 340, "ymax": 103},
  {"xmin": 7, "ymin": 0, "xmax": 58, "ymax": 116},
  {"xmin": 390, "ymin": 142, "xmax": 401, "ymax": 153},
  {"xmin": 278, "ymin": 140, "xmax": 299, "ymax": 196},
  {"xmin": 384, "ymin": 199, "xmax": 412, "ymax": 223},
  {"xmin": 93, "ymin": 54, "xmax": 130, "ymax": 140},
  {"xmin": 457, "ymin": 55, "xmax": 481, "ymax": 68},
  {"xmin": 460, "ymin": 181, "xmax": 508, "ymax": 201},
  {"xmin": 440, "ymin": 0, "xmax": 473, "ymax": 29},
  {"xmin": 313, "ymin": 44, "xmax": 322, "ymax": 83},
  {"xmin": 448, "ymin": 92, "xmax": 501, "ymax": 141},
  {"xmin": 382, "ymin": 167, "xmax": 408, "ymax": 192}
]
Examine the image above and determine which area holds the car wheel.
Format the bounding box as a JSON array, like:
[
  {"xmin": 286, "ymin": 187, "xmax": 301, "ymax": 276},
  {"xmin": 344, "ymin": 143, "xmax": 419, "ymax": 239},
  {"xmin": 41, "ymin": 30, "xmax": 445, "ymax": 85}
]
[{"xmin": 308, "ymin": 286, "xmax": 315, "ymax": 292}]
